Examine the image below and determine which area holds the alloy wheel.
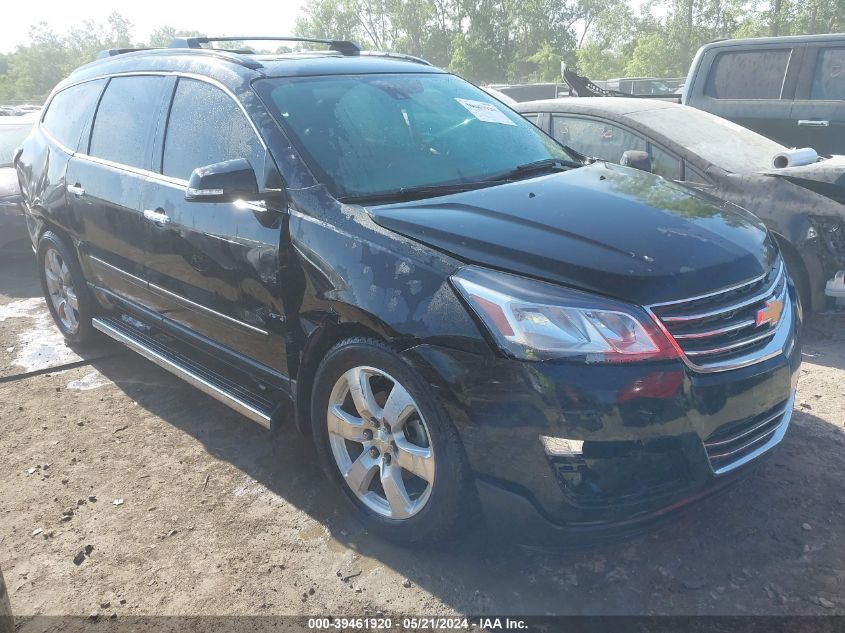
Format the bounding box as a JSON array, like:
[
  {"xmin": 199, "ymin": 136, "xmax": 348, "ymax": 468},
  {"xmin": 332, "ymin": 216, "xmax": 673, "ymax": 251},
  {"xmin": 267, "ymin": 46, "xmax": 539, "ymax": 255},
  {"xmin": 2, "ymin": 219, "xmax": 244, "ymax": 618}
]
[
  {"xmin": 327, "ymin": 366, "xmax": 435, "ymax": 519},
  {"xmin": 44, "ymin": 248, "xmax": 80, "ymax": 334}
]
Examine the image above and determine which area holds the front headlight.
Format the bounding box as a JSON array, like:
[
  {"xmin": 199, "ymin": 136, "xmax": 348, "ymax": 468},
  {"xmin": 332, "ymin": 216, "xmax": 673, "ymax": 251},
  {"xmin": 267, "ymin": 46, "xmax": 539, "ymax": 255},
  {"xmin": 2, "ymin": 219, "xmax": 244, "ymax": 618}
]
[{"xmin": 451, "ymin": 266, "xmax": 681, "ymax": 362}]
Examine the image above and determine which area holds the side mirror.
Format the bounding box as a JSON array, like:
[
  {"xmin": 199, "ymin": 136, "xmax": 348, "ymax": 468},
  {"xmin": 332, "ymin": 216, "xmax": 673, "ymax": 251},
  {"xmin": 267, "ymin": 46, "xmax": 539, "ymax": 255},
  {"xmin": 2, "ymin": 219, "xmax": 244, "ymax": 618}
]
[
  {"xmin": 620, "ymin": 150, "xmax": 652, "ymax": 173},
  {"xmin": 186, "ymin": 158, "xmax": 264, "ymax": 203}
]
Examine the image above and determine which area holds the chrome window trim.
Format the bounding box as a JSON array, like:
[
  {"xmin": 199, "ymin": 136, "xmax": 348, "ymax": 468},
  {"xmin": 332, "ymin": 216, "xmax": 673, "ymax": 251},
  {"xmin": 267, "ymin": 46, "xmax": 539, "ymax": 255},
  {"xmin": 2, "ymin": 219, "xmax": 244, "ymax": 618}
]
[
  {"xmin": 40, "ymin": 126, "xmax": 77, "ymax": 157},
  {"xmin": 75, "ymin": 152, "xmax": 154, "ymax": 179},
  {"xmin": 89, "ymin": 255, "xmax": 269, "ymax": 336},
  {"xmin": 63, "ymin": 71, "xmax": 269, "ymax": 183},
  {"xmin": 64, "ymin": 70, "xmax": 270, "ymax": 156},
  {"xmin": 74, "ymin": 152, "xmax": 190, "ymax": 187}
]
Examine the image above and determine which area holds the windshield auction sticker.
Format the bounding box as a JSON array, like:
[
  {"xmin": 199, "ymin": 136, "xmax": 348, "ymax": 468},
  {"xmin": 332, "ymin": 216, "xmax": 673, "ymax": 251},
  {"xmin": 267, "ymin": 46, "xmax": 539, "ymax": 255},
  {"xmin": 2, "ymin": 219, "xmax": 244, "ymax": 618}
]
[{"xmin": 455, "ymin": 98, "xmax": 516, "ymax": 125}]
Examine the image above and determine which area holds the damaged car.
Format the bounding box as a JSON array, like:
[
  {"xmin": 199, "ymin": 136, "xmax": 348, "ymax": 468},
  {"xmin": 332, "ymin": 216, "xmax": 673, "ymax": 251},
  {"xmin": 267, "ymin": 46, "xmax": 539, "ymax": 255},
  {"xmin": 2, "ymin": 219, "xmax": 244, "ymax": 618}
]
[
  {"xmin": 0, "ymin": 111, "xmax": 38, "ymax": 253},
  {"xmin": 16, "ymin": 37, "xmax": 800, "ymax": 543},
  {"xmin": 516, "ymin": 97, "xmax": 845, "ymax": 310}
]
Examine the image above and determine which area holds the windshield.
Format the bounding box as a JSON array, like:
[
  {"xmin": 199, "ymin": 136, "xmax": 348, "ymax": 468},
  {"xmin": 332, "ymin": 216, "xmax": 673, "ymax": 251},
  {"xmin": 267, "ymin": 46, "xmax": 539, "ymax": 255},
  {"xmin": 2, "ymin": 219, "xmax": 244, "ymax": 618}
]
[
  {"xmin": 627, "ymin": 106, "xmax": 786, "ymax": 173},
  {"xmin": 254, "ymin": 73, "xmax": 574, "ymax": 200},
  {"xmin": 0, "ymin": 123, "xmax": 32, "ymax": 167}
]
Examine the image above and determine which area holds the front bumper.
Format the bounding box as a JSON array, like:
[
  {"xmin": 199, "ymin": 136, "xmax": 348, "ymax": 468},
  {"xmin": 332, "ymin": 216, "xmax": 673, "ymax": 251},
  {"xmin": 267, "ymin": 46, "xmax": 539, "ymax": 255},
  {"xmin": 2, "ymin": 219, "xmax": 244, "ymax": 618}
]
[{"xmin": 401, "ymin": 287, "xmax": 801, "ymax": 543}]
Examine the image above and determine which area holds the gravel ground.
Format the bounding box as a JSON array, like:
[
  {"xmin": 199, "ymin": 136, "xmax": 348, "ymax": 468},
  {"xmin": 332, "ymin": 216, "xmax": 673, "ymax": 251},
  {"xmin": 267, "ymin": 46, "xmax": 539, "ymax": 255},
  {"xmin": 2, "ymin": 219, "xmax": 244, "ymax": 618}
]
[{"xmin": 1, "ymin": 252, "xmax": 844, "ymax": 623}]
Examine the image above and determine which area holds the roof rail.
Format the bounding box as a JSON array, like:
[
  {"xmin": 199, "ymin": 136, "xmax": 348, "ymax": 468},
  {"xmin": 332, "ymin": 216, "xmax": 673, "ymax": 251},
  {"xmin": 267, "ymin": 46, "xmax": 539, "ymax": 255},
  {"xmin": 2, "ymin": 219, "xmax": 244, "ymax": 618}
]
[
  {"xmin": 169, "ymin": 36, "xmax": 361, "ymax": 56},
  {"xmin": 96, "ymin": 48, "xmax": 151, "ymax": 59},
  {"xmin": 361, "ymin": 50, "xmax": 432, "ymax": 66}
]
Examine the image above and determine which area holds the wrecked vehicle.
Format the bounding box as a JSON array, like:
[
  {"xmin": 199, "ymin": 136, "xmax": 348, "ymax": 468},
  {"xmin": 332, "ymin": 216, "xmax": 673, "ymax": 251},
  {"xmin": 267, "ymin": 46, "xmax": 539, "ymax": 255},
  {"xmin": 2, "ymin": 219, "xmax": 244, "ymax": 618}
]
[
  {"xmin": 516, "ymin": 97, "xmax": 845, "ymax": 310},
  {"xmin": 16, "ymin": 37, "xmax": 800, "ymax": 543},
  {"xmin": 0, "ymin": 112, "xmax": 38, "ymax": 253}
]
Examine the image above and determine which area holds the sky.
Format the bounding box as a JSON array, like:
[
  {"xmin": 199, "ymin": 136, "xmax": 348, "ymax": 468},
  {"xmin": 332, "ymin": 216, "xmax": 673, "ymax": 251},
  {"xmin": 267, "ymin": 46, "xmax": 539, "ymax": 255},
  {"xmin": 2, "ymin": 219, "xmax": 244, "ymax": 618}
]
[{"xmin": 1, "ymin": 0, "xmax": 308, "ymax": 53}]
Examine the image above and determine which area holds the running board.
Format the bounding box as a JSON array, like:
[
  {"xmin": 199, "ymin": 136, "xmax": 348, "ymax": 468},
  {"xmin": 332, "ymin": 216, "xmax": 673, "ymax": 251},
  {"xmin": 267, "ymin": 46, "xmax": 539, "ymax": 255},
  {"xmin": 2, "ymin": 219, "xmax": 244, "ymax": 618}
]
[{"xmin": 92, "ymin": 315, "xmax": 274, "ymax": 429}]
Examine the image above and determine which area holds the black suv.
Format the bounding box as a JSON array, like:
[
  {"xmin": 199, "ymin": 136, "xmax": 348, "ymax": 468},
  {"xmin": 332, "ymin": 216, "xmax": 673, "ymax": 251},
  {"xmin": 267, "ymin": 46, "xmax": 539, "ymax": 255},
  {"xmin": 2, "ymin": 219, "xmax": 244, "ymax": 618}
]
[{"xmin": 16, "ymin": 37, "xmax": 801, "ymax": 543}]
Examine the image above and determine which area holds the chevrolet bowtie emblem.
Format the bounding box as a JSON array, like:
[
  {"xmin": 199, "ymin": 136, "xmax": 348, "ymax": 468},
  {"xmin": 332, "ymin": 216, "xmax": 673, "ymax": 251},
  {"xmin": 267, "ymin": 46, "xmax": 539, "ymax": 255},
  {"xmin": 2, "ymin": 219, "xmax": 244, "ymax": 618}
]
[{"xmin": 756, "ymin": 298, "xmax": 784, "ymax": 327}]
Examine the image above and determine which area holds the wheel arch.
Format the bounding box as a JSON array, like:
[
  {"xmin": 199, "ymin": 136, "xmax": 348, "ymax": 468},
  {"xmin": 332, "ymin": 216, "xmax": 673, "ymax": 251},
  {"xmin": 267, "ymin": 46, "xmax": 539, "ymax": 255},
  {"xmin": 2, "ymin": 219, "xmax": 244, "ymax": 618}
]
[
  {"xmin": 293, "ymin": 320, "xmax": 393, "ymax": 435},
  {"xmin": 771, "ymin": 231, "xmax": 814, "ymax": 312}
]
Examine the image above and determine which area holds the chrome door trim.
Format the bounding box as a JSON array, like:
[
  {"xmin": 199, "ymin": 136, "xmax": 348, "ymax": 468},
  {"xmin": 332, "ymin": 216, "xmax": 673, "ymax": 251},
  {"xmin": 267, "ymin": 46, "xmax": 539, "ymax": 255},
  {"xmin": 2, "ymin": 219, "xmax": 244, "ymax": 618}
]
[
  {"xmin": 89, "ymin": 255, "xmax": 269, "ymax": 336},
  {"xmin": 146, "ymin": 278, "xmax": 270, "ymax": 336},
  {"xmin": 89, "ymin": 254, "xmax": 148, "ymax": 286}
]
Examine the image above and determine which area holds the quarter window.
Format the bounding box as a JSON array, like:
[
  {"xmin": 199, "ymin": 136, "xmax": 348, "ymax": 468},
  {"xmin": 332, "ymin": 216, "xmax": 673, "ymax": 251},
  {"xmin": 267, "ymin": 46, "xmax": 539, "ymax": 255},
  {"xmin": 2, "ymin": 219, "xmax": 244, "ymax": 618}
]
[
  {"xmin": 551, "ymin": 115, "xmax": 646, "ymax": 163},
  {"xmin": 810, "ymin": 48, "xmax": 845, "ymax": 101},
  {"xmin": 649, "ymin": 145, "xmax": 682, "ymax": 180},
  {"xmin": 162, "ymin": 78, "xmax": 264, "ymax": 181},
  {"xmin": 685, "ymin": 163, "xmax": 710, "ymax": 184},
  {"xmin": 704, "ymin": 50, "xmax": 791, "ymax": 100},
  {"xmin": 41, "ymin": 80, "xmax": 105, "ymax": 151},
  {"xmin": 89, "ymin": 76, "xmax": 167, "ymax": 169}
]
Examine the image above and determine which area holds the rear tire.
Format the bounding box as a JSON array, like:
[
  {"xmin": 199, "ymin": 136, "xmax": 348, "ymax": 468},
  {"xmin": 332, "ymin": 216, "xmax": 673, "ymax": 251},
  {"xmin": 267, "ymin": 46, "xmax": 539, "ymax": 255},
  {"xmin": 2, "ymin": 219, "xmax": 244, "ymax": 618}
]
[
  {"xmin": 37, "ymin": 231, "xmax": 97, "ymax": 346},
  {"xmin": 311, "ymin": 337, "xmax": 471, "ymax": 543}
]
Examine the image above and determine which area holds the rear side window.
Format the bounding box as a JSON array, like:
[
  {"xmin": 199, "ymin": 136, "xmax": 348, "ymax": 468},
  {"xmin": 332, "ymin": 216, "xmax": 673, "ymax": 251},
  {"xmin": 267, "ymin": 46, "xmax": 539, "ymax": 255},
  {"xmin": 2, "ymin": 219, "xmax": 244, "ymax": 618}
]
[
  {"xmin": 162, "ymin": 78, "xmax": 264, "ymax": 181},
  {"xmin": 704, "ymin": 49, "xmax": 791, "ymax": 99},
  {"xmin": 89, "ymin": 76, "xmax": 167, "ymax": 169},
  {"xmin": 811, "ymin": 48, "xmax": 845, "ymax": 100},
  {"xmin": 551, "ymin": 115, "xmax": 646, "ymax": 163},
  {"xmin": 41, "ymin": 80, "xmax": 104, "ymax": 150},
  {"xmin": 649, "ymin": 145, "xmax": 682, "ymax": 180}
]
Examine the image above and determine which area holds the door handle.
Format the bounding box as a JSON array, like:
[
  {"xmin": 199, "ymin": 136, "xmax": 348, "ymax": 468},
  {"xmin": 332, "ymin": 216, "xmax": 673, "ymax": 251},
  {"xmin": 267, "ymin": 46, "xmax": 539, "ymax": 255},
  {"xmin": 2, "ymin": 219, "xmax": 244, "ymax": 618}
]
[
  {"xmin": 143, "ymin": 208, "xmax": 171, "ymax": 226},
  {"xmin": 67, "ymin": 184, "xmax": 85, "ymax": 196},
  {"xmin": 797, "ymin": 120, "xmax": 829, "ymax": 127}
]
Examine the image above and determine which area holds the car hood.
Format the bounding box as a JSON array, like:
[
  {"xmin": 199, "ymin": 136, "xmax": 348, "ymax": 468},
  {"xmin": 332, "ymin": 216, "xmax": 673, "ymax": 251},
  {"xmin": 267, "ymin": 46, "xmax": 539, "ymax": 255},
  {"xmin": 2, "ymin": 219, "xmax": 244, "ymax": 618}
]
[{"xmin": 367, "ymin": 162, "xmax": 775, "ymax": 305}]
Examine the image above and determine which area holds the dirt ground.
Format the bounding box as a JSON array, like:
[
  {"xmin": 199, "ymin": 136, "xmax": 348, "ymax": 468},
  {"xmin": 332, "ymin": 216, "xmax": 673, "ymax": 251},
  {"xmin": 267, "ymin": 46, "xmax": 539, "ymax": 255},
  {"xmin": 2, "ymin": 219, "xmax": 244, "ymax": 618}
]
[{"xmin": 1, "ymin": 251, "xmax": 844, "ymax": 622}]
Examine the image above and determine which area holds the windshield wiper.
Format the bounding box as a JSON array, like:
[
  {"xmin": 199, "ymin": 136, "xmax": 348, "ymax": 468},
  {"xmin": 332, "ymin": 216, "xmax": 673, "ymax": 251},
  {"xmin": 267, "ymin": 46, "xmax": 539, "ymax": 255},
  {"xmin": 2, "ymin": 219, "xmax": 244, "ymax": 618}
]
[
  {"xmin": 338, "ymin": 180, "xmax": 500, "ymax": 204},
  {"xmin": 491, "ymin": 157, "xmax": 582, "ymax": 182}
]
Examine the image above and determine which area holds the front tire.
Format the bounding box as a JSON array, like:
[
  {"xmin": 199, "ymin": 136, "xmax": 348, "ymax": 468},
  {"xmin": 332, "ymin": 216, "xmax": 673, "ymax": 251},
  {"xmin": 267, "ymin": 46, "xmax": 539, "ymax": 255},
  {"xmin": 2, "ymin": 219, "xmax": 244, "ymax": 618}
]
[
  {"xmin": 311, "ymin": 337, "xmax": 471, "ymax": 542},
  {"xmin": 37, "ymin": 231, "xmax": 97, "ymax": 345}
]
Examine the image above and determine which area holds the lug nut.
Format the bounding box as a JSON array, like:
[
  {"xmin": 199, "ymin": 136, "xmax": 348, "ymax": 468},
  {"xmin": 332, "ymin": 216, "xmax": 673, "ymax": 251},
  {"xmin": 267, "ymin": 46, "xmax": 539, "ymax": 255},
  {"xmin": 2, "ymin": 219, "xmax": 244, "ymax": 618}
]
[
  {"xmin": 383, "ymin": 453, "xmax": 392, "ymax": 465},
  {"xmin": 363, "ymin": 429, "xmax": 373, "ymax": 440},
  {"xmin": 369, "ymin": 447, "xmax": 379, "ymax": 458}
]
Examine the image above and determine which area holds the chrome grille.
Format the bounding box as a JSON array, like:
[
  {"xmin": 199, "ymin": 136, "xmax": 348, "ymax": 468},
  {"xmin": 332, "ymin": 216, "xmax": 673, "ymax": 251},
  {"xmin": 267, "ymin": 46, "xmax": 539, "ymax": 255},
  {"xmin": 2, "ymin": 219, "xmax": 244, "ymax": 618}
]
[
  {"xmin": 650, "ymin": 259, "xmax": 787, "ymax": 369},
  {"xmin": 703, "ymin": 398, "xmax": 791, "ymax": 474}
]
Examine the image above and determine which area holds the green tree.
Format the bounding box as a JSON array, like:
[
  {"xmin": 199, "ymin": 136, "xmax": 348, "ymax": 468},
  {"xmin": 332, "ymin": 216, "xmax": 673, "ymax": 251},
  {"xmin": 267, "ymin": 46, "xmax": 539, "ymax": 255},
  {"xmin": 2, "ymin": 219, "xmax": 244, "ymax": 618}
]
[{"xmin": 148, "ymin": 27, "xmax": 205, "ymax": 47}]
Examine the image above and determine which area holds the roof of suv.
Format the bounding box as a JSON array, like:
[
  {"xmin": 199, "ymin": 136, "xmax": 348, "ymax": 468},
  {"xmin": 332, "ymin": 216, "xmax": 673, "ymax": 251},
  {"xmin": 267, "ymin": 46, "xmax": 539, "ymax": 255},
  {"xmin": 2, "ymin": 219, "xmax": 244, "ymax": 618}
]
[
  {"xmin": 61, "ymin": 46, "xmax": 445, "ymax": 94},
  {"xmin": 699, "ymin": 32, "xmax": 845, "ymax": 50}
]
